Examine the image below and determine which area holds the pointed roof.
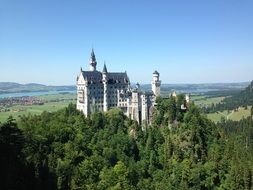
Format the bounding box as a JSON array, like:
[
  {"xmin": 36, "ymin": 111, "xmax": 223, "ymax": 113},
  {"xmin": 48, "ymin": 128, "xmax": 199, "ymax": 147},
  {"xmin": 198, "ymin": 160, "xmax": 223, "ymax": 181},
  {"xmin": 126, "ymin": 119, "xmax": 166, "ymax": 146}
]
[
  {"xmin": 136, "ymin": 82, "xmax": 140, "ymax": 89},
  {"xmin": 102, "ymin": 62, "xmax": 108, "ymax": 73},
  {"xmin": 90, "ymin": 48, "xmax": 96, "ymax": 61},
  {"xmin": 153, "ymin": 70, "xmax": 159, "ymax": 75}
]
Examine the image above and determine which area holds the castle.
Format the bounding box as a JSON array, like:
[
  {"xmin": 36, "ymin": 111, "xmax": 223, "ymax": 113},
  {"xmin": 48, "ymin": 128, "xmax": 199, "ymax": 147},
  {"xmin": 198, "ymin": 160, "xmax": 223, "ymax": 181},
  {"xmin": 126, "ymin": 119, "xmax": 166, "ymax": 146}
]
[{"xmin": 76, "ymin": 49, "xmax": 161, "ymax": 124}]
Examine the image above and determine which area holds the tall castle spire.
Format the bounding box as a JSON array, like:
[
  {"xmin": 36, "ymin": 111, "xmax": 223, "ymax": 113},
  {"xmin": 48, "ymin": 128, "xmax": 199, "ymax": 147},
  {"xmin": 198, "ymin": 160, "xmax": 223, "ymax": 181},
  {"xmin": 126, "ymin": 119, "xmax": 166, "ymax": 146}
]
[
  {"xmin": 89, "ymin": 48, "xmax": 97, "ymax": 71},
  {"xmin": 102, "ymin": 62, "xmax": 108, "ymax": 73}
]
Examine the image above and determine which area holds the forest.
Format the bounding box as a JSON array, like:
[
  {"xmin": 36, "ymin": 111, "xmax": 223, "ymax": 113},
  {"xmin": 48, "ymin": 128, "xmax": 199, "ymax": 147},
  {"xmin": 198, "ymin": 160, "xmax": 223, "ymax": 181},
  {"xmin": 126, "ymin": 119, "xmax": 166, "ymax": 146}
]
[{"xmin": 1, "ymin": 94, "xmax": 253, "ymax": 190}]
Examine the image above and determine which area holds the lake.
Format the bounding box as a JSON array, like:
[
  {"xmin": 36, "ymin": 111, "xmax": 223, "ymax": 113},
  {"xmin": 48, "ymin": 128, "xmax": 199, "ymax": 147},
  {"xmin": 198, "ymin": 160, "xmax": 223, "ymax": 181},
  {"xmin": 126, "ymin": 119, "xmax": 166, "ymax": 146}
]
[{"xmin": 0, "ymin": 90, "xmax": 76, "ymax": 98}]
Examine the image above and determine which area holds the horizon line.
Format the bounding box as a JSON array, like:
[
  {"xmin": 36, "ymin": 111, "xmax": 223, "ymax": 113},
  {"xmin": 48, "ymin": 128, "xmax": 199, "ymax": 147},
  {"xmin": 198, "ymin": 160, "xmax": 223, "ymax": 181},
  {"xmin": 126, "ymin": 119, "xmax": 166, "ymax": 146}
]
[{"xmin": 0, "ymin": 81, "xmax": 251, "ymax": 86}]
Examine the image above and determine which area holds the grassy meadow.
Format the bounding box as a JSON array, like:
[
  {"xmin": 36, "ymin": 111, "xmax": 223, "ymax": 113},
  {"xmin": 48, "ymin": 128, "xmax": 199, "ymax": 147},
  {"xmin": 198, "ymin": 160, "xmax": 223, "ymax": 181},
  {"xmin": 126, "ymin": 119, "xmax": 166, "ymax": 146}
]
[
  {"xmin": 192, "ymin": 95, "xmax": 251, "ymax": 122},
  {"xmin": 0, "ymin": 93, "xmax": 76, "ymax": 122},
  {"xmin": 192, "ymin": 95, "xmax": 225, "ymax": 107},
  {"xmin": 206, "ymin": 106, "xmax": 252, "ymax": 122}
]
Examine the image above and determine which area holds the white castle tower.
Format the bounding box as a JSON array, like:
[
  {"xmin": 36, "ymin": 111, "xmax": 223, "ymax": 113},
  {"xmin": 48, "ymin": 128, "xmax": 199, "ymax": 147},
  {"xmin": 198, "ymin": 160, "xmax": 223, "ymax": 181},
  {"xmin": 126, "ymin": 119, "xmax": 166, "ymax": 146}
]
[{"xmin": 151, "ymin": 70, "xmax": 161, "ymax": 97}]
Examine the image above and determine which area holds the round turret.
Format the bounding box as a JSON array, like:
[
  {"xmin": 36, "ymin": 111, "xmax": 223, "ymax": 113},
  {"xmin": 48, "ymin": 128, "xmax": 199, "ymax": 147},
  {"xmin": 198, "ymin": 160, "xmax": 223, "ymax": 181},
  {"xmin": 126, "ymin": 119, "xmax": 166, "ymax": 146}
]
[
  {"xmin": 152, "ymin": 70, "xmax": 159, "ymax": 82},
  {"xmin": 151, "ymin": 70, "xmax": 161, "ymax": 97}
]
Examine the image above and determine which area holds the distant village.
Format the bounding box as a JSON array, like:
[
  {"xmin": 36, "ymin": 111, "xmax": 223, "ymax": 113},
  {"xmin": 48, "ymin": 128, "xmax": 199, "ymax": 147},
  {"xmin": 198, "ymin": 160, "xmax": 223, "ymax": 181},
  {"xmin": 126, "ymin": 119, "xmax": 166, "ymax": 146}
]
[{"xmin": 0, "ymin": 96, "xmax": 44, "ymax": 112}]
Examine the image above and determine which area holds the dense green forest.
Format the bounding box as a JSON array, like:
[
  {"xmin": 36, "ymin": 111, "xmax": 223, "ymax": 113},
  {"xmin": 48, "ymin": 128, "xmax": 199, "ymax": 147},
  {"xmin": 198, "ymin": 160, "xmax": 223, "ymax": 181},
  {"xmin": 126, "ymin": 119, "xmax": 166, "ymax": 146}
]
[
  {"xmin": 1, "ymin": 95, "xmax": 253, "ymax": 189},
  {"xmin": 203, "ymin": 81, "xmax": 253, "ymax": 113}
]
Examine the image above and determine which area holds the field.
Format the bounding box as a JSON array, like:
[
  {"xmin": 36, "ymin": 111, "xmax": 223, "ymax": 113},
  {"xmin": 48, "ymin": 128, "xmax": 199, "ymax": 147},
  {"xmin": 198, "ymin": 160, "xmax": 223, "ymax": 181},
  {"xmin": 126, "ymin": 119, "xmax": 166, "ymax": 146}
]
[
  {"xmin": 0, "ymin": 93, "xmax": 76, "ymax": 122},
  {"xmin": 192, "ymin": 95, "xmax": 225, "ymax": 107},
  {"xmin": 207, "ymin": 106, "xmax": 252, "ymax": 122},
  {"xmin": 193, "ymin": 95, "xmax": 251, "ymax": 122}
]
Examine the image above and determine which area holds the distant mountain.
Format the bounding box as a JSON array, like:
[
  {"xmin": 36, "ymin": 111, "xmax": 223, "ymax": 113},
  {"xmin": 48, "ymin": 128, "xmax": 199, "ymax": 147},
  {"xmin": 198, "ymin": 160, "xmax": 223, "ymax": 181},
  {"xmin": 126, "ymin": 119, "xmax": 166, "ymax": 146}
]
[{"xmin": 0, "ymin": 82, "xmax": 76, "ymax": 94}]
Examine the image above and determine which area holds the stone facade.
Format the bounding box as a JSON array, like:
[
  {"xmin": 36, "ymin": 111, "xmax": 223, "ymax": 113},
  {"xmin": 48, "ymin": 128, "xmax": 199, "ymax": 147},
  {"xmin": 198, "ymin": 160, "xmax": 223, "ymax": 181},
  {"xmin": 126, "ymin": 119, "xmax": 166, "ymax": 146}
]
[{"xmin": 76, "ymin": 49, "xmax": 161, "ymax": 124}]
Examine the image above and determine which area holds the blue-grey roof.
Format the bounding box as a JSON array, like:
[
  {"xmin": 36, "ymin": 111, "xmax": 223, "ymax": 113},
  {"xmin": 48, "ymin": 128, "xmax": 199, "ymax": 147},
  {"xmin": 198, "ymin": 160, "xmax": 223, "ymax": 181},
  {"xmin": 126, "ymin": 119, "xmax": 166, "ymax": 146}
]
[
  {"xmin": 102, "ymin": 64, "xmax": 108, "ymax": 73},
  {"xmin": 107, "ymin": 72, "xmax": 129, "ymax": 84},
  {"xmin": 81, "ymin": 71, "xmax": 129, "ymax": 84},
  {"xmin": 153, "ymin": 70, "xmax": 159, "ymax": 75},
  {"xmin": 90, "ymin": 49, "xmax": 96, "ymax": 61},
  {"xmin": 82, "ymin": 71, "xmax": 102, "ymax": 80}
]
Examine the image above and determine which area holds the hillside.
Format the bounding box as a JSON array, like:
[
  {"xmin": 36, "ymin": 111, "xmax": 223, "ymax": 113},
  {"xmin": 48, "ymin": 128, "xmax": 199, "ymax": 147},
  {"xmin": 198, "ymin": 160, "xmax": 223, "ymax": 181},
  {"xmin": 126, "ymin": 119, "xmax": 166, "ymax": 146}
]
[
  {"xmin": 0, "ymin": 82, "xmax": 76, "ymax": 94},
  {"xmin": 206, "ymin": 80, "xmax": 253, "ymax": 112},
  {"xmin": 225, "ymin": 80, "xmax": 253, "ymax": 107}
]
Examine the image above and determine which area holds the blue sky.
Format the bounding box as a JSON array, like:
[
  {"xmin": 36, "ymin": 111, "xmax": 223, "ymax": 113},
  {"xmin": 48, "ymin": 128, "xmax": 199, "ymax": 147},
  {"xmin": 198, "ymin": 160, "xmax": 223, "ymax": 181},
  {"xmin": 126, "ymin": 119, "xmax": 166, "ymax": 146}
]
[{"xmin": 0, "ymin": 0, "xmax": 253, "ymax": 85}]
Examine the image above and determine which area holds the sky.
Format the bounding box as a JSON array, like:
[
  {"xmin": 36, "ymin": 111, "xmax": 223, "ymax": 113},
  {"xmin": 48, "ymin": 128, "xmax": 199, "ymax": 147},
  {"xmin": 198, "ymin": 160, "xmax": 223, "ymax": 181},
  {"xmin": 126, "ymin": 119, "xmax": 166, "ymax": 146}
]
[{"xmin": 0, "ymin": 0, "xmax": 253, "ymax": 85}]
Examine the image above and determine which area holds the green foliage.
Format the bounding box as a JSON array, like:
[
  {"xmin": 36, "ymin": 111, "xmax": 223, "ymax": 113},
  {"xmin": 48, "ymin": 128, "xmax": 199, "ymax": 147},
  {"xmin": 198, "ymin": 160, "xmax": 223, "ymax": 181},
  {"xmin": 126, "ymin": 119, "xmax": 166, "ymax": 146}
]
[
  {"xmin": 1, "ymin": 100, "xmax": 253, "ymax": 190},
  {"xmin": 153, "ymin": 95, "xmax": 187, "ymax": 126},
  {"xmin": 0, "ymin": 117, "xmax": 39, "ymax": 189}
]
